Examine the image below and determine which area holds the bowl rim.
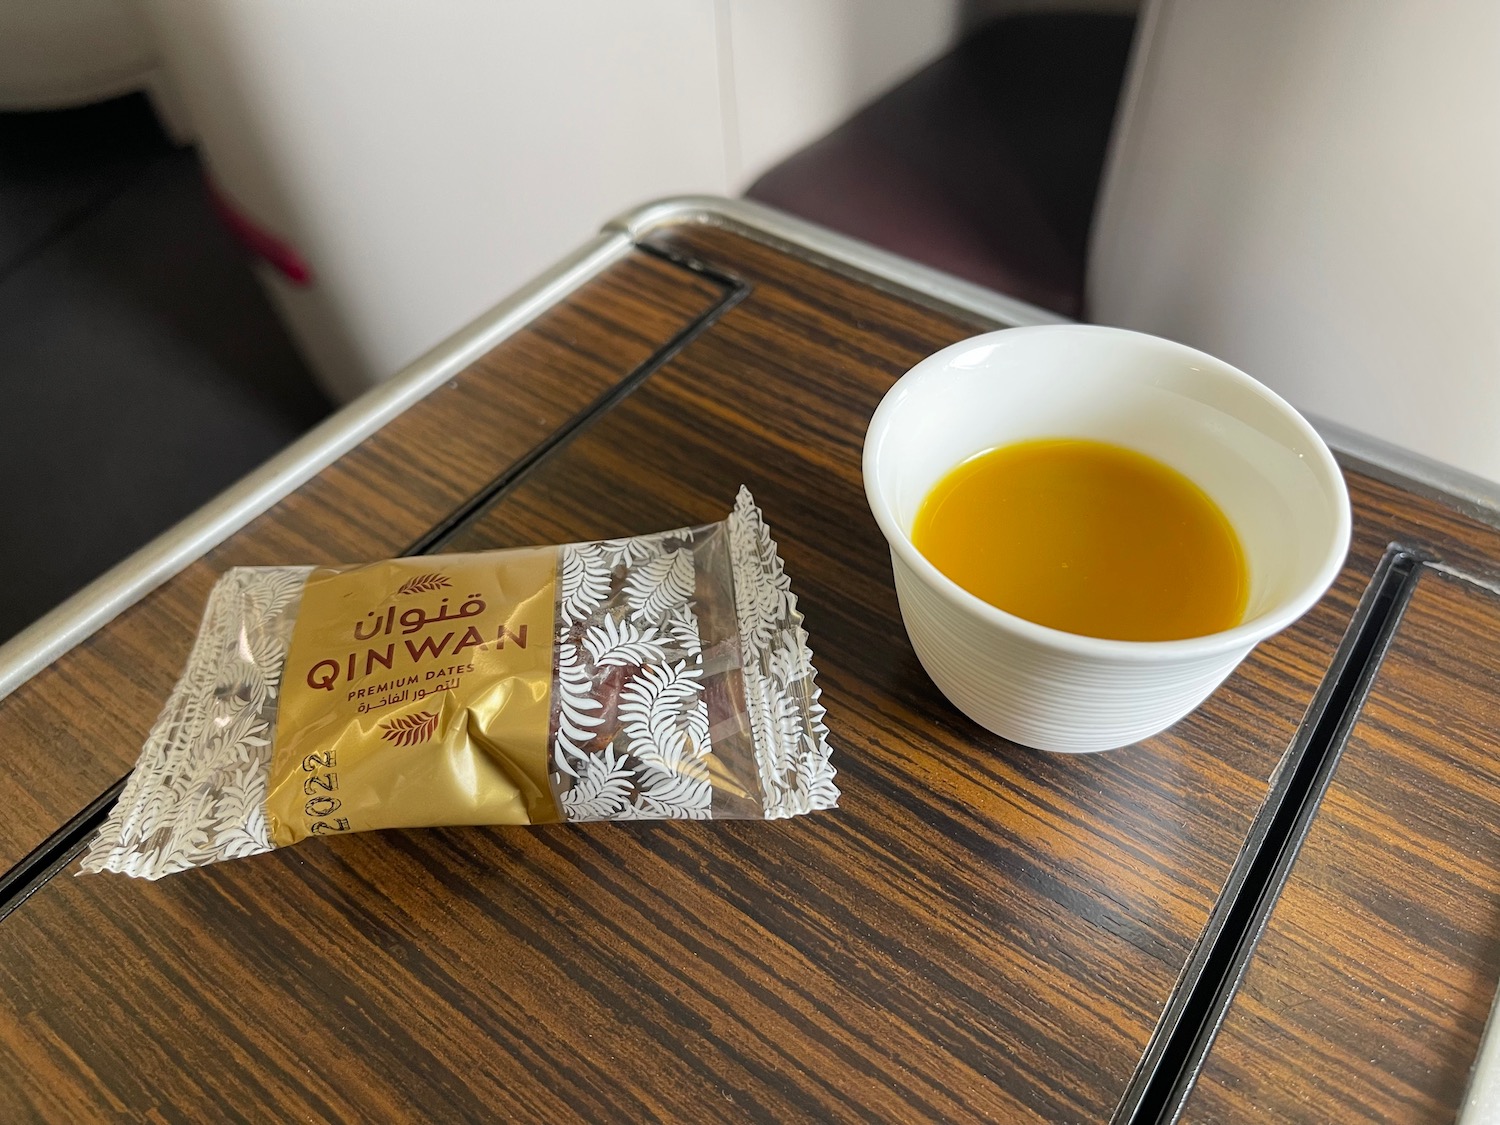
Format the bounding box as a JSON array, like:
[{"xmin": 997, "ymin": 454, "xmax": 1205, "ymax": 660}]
[{"xmin": 861, "ymin": 324, "xmax": 1353, "ymax": 662}]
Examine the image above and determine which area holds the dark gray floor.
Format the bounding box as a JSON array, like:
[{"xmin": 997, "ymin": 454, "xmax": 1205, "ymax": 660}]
[{"xmin": 0, "ymin": 95, "xmax": 329, "ymax": 644}]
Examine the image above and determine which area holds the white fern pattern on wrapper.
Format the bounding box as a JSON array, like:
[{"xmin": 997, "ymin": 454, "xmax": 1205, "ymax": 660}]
[
  {"xmin": 622, "ymin": 549, "xmax": 696, "ymax": 624},
  {"xmin": 558, "ymin": 542, "xmax": 613, "ymax": 627},
  {"xmin": 552, "ymin": 644, "xmax": 605, "ymax": 779},
  {"xmin": 550, "ymin": 525, "xmax": 714, "ymax": 822},
  {"xmin": 582, "ymin": 614, "xmax": 667, "ymax": 668},
  {"xmin": 79, "ymin": 566, "xmax": 313, "ymax": 878},
  {"xmin": 560, "ymin": 742, "xmax": 636, "ymax": 821},
  {"xmin": 547, "ymin": 490, "xmax": 837, "ymax": 823},
  {"xmin": 726, "ymin": 488, "xmax": 838, "ymax": 819}
]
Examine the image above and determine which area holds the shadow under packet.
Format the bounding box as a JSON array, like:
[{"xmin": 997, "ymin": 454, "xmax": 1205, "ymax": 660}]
[{"xmin": 82, "ymin": 487, "xmax": 837, "ymax": 879}]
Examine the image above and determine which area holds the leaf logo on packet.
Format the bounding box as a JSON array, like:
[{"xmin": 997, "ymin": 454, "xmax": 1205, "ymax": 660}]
[
  {"xmin": 380, "ymin": 711, "xmax": 440, "ymax": 747},
  {"xmin": 81, "ymin": 488, "xmax": 838, "ymax": 879},
  {"xmin": 395, "ymin": 572, "xmax": 451, "ymax": 596}
]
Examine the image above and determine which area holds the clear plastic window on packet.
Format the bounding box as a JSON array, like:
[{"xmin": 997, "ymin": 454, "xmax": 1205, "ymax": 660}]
[{"xmin": 82, "ymin": 488, "xmax": 837, "ymax": 879}]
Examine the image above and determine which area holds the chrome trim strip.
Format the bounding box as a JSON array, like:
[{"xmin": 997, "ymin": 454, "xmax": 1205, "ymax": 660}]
[
  {"xmin": 1311, "ymin": 415, "xmax": 1500, "ymax": 529},
  {"xmin": 609, "ymin": 195, "xmax": 1069, "ymax": 330},
  {"xmin": 0, "ymin": 231, "xmax": 633, "ymax": 702},
  {"xmin": 1459, "ymin": 987, "xmax": 1500, "ymax": 1125}
]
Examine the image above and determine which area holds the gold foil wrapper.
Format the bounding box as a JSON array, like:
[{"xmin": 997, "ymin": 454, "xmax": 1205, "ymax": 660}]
[
  {"xmin": 81, "ymin": 488, "xmax": 837, "ymax": 879},
  {"xmin": 265, "ymin": 549, "xmax": 559, "ymax": 846}
]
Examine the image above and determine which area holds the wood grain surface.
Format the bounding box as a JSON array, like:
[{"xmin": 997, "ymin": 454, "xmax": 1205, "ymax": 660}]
[
  {"xmin": 1182, "ymin": 567, "xmax": 1500, "ymax": 1123},
  {"xmin": 0, "ymin": 252, "xmax": 727, "ymax": 872},
  {"xmin": 1, "ymin": 220, "xmax": 1499, "ymax": 1123}
]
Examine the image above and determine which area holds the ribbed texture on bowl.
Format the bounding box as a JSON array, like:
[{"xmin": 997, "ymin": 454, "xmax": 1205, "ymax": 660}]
[
  {"xmin": 865, "ymin": 326, "xmax": 1350, "ymax": 753},
  {"xmin": 891, "ymin": 553, "xmax": 1247, "ymax": 752}
]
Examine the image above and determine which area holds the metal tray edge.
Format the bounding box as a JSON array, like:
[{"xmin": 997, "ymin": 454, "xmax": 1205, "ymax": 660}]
[
  {"xmin": 4, "ymin": 194, "xmax": 1497, "ymax": 705},
  {"xmin": 609, "ymin": 194, "xmax": 1069, "ymax": 330},
  {"xmin": 1312, "ymin": 415, "xmax": 1500, "ymax": 529}
]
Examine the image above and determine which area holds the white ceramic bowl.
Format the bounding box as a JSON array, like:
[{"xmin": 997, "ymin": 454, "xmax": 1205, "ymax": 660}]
[{"xmin": 863, "ymin": 324, "xmax": 1351, "ymax": 753}]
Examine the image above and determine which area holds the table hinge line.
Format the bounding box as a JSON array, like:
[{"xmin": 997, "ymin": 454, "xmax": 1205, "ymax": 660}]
[
  {"xmin": 1112, "ymin": 546, "xmax": 1430, "ymax": 1125},
  {"xmin": 633, "ymin": 239, "xmax": 749, "ymax": 293},
  {"xmin": 0, "ymin": 774, "xmax": 129, "ymax": 922},
  {"xmin": 408, "ymin": 271, "xmax": 750, "ymax": 556}
]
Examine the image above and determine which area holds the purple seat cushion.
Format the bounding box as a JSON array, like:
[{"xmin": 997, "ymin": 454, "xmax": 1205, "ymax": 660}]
[{"xmin": 746, "ymin": 14, "xmax": 1136, "ymax": 319}]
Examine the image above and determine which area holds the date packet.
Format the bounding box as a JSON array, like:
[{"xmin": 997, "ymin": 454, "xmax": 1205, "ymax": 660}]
[{"xmin": 82, "ymin": 488, "xmax": 837, "ymax": 879}]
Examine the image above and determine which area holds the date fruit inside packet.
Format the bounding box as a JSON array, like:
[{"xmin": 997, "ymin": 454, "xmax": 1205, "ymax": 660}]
[{"xmin": 82, "ymin": 488, "xmax": 837, "ymax": 879}]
